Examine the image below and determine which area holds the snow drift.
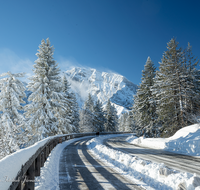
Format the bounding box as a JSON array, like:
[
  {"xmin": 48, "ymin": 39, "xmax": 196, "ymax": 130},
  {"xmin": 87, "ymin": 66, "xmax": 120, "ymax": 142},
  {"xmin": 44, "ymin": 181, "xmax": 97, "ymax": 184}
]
[
  {"xmin": 127, "ymin": 124, "xmax": 200, "ymax": 156},
  {"xmin": 87, "ymin": 134, "xmax": 199, "ymax": 190}
]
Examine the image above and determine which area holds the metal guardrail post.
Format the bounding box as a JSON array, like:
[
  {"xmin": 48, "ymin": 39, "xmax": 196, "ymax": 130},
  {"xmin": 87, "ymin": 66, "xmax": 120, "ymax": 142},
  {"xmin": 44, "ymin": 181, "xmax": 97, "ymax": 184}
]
[
  {"xmin": 24, "ymin": 160, "xmax": 35, "ymax": 190},
  {"xmin": 41, "ymin": 152, "xmax": 44, "ymax": 167},
  {"xmin": 35, "ymin": 153, "xmax": 41, "ymax": 177},
  {"xmin": 44, "ymin": 147, "xmax": 47, "ymax": 161},
  {"xmin": 46, "ymin": 145, "xmax": 49, "ymax": 157}
]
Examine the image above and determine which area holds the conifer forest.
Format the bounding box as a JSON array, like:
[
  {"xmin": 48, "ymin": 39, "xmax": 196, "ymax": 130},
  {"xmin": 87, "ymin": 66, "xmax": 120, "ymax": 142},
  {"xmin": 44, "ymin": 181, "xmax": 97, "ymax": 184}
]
[{"xmin": 0, "ymin": 37, "xmax": 199, "ymax": 159}]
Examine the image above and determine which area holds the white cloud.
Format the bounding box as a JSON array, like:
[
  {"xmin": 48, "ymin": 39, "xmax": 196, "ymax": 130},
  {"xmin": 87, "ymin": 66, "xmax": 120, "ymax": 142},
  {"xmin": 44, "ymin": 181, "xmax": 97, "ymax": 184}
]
[
  {"xmin": 68, "ymin": 78, "xmax": 90, "ymax": 101},
  {"xmin": 57, "ymin": 56, "xmax": 83, "ymax": 72},
  {"xmin": 0, "ymin": 48, "xmax": 34, "ymax": 82}
]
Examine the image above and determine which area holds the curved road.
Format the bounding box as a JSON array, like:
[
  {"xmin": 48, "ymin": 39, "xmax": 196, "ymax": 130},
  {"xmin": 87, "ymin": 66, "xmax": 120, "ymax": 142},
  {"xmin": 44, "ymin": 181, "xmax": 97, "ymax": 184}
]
[
  {"xmin": 59, "ymin": 137, "xmax": 144, "ymax": 190},
  {"xmin": 103, "ymin": 136, "xmax": 200, "ymax": 176}
]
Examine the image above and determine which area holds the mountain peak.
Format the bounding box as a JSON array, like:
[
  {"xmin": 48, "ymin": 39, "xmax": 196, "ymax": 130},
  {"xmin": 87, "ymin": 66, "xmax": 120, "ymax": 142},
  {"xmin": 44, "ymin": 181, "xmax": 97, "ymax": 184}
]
[{"xmin": 65, "ymin": 67, "xmax": 137, "ymax": 115}]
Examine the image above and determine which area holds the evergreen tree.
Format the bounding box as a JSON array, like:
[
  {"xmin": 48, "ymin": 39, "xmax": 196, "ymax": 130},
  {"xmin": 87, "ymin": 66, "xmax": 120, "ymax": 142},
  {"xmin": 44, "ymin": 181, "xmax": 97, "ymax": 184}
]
[
  {"xmin": 25, "ymin": 38, "xmax": 63, "ymax": 140},
  {"xmin": 55, "ymin": 74, "xmax": 75, "ymax": 134},
  {"xmin": 84, "ymin": 93, "xmax": 94, "ymax": 112},
  {"xmin": 104, "ymin": 99, "xmax": 118, "ymax": 132},
  {"xmin": 151, "ymin": 38, "xmax": 198, "ymax": 136},
  {"xmin": 93, "ymin": 99, "xmax": 106, "ymax": 132},
  {"xmin": 0, "ymin": 72, "xmax": 28, "ymax": 158},
  {"xmin": 183, "ymin": 43, "xmax": 200, "ymax": 123},
  {"xmin": 79, "ymin": 109, "xmax": 94, "ymax": 133},
  {"xmin": 79, "ymin": 93, "xmax": 95, "ymax": 132},
  {"xmin": 132, "ymin": 57, "xmax": 157, "ymax": 137},
  {"xmin": 118, "ymin": 112, "xmax": 128, "ymax": 132},
  {"xmin": 70, "ymin": 92, "xmax": 80, "ymax": 133},
  {"xmin": 124, "ymin": 111, "xmax": 135, "ymax": 132}
]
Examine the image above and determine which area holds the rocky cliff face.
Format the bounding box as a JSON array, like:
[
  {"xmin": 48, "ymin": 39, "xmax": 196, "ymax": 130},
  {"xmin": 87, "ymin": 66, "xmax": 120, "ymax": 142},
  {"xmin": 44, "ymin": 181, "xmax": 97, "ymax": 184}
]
[{"xmin": 65, "ymin": 67, "xmax": 137, "ymax": 115}]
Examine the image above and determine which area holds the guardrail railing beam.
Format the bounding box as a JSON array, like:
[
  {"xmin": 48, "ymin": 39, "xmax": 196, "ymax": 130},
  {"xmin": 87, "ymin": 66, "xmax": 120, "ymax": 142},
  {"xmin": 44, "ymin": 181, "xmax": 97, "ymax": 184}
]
[{"xmin": 8, "ymin": 132, "xmax": 131, "ymax": 190}]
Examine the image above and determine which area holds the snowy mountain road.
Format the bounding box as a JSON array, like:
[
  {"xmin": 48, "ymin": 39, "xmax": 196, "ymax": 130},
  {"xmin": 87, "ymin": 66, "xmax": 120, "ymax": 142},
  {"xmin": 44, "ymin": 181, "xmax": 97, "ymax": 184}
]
[
  {"xmin": 59, "ymin": 137, "xmax": 144, "ymax": 190},
  {"xmin": 103, "ymin": 136, "xmax": 200, "ymax": 177}
]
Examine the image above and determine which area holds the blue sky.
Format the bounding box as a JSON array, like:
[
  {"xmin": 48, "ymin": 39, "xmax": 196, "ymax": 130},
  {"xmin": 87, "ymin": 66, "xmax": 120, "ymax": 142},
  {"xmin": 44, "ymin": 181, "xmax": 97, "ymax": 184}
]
[{"xmin": 0, "ymin": 0, "xmax": 200, "ymax": 85}]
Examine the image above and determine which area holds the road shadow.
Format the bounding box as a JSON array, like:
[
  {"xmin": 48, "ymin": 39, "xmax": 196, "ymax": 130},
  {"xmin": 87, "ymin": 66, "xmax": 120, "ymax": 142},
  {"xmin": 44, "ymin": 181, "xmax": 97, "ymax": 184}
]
[
  {"xmin": 105, "ymin": 137, "xmax": 200, "ymax": 163},
  {"xmin": 59, "ymin": 138, "xmax": 141, "ymax": 190}
]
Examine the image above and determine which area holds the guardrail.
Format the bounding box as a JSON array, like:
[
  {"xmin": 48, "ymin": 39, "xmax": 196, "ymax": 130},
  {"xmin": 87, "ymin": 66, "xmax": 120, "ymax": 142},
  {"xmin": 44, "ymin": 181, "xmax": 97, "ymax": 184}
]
[{"xmin": 8, "ymin": 132, "xmax": 130, "ymax": 190}]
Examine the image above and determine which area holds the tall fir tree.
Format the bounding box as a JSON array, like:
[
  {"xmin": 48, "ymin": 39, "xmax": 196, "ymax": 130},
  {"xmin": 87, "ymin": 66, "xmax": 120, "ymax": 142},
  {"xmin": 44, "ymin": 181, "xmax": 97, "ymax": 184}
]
[
  {"xmin": 124, "ymin": 111, "xmax": 135, "ymax": 132},
  {"xmin": 132, "ymin": 57, "xmax": 157, "ymax": 137},
  {"xmin": 79, "ymin": 93, "xmax": 95, "ymax": 132},
  {"xmin": 79, "ymin": 109, "xmax": 94, "ymax": 133},
  {"xmin": 93, "ymin": 99, "xmax": 106, "ymax": 132},
  {"xmin": 84, "ymin": 93, "xmax": 94, "ymax": 112},
  {"xmin": 151, "ymin": 38, "xmax": 200, "ymax": 136},
  {"xmin": 25, "ymin": 38, "xmax": 63, "ymax": 140},
  {"xmin": 183, "ymin": 43, "xmax": 200, "ymax": 123},
  {"xmin": 70, "ymin": 92, "xmax": 80, "ymax": 133},
  {"xmin": 104, "ymin": 99, "xmax": 118, "ymax": 132},
  {"xmin": 54, "ymin": 74, "xmax": 75, "ymax": 134},
  {"xmin": 118, "ymin": 112, "xmax": 128, "ymax": 132},
  {"xmin": 0, "ymin": 72, "xmax": 28, "ymax": 158}
]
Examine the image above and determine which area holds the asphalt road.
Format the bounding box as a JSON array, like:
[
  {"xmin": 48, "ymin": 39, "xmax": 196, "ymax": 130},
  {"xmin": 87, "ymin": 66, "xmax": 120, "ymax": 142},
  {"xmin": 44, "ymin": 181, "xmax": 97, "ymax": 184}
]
[
  {"xmin": 59, "ymin": 137, "xmax": 144, "ymax": 190},
  {"xmin": 103, "ymin": 136, "xmax": 200, "ymax": 176}
]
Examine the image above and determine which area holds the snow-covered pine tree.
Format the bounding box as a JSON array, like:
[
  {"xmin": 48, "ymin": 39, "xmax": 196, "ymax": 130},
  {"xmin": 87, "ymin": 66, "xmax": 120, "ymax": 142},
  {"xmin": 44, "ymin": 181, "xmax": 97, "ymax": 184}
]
[
  {"xmin": 25, "ymin": 38, "xmax": 63, "ymax": 140},
  {"xmin": 0, "ymin": 72, "xmax": 28, "ymax": 158},
  {"xmin": 118, "ymin": 112, "xmax": 128, "ymax": 132},
  {"xmin": 104, "ymin": 99, "xmax": 118, "ymax": 132},
  {"xmin": 124, "ymin": 111, "xmax": 135, "ymax": 132},
  {"xmin": 132, "ymin": 57, "xmax": 156, "ymax": 137},
  {"xmin": 152, "ymin": 38, "xmax": 189, "ymax": 136},
  {"xmin": 183, "ymin": 43, "xmax": 200, "ymax": 123},
  {"xmin": 54, "ymin": 74, "xmax": 75, "ymax": 134},
  {"xmin": 79, "ymin": 93, "xmax": 95, "ymax": 132},
  {"xmin": 70, "ymin": 92, "xmax": 80, "ymax": 133},
  {"xmin": 84, "ymin": 93, "xmax": 94, "ymax": 112},
  {"xmin": 93, "ymin": 99, "xmax": 106, "ymax": 132},
  {"xmin": 79, "ymin": 109, "xmax": 94, "ymax": 133}
]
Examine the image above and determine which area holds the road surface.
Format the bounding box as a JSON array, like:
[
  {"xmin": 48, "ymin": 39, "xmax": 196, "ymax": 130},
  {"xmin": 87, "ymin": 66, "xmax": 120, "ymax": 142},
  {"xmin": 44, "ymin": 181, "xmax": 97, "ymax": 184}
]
[
  {"xmin": 104, "ymin": 136, "xmax": 200, "ymax": 176},
  {"xmin": 59, "ymin": 137, "xmax": 144, "ymax": 190}
]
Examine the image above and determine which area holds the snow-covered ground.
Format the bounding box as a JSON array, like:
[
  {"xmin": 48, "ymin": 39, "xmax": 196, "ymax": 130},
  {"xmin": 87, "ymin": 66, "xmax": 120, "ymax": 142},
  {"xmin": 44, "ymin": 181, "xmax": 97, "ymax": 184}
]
[
  {"xmin": 35, "ymin": 125, "xmax": 200, "ymax": 190},
  {"xmin": 0, "ymin": 136, "xmax": 57, "ymax": 190},
  {"xmin": 87, "ymin": 134, "xmax": 198, "ymax": 190},
  {"xmin": 2, "ymin": 124, "xmax": 200, "ymax": 190},
  {"xmin": 127, "ymin": 124, "xmax": 200, "ymax": 157},
  {"xmin": 35, "ymin": 136, "xmax": 91, "ymax": 190}
]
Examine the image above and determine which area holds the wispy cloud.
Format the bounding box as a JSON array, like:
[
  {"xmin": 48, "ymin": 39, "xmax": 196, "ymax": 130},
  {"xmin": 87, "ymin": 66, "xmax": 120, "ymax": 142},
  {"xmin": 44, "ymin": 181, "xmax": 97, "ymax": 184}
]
[
  {"xmin": 58, "ymin": 56, "xmax": 120, "ymax": 76},
  {"xmin": 57, "ymin": 56, "xmax": 83, "ymax": 71},
  {"xmin": 0, "ymin": 48, "xmax": 34, "ymax": 82},
  {"xmin": 68, "ymin": 78, "xmax": 90, "ymax": 101}
]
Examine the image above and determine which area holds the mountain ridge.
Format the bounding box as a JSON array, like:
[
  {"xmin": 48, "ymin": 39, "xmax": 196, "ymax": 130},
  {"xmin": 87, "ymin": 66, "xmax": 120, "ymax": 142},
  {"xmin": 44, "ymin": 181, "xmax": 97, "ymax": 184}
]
[{"xmin": 65, "ymin": 67, "xmax": 137, "ymax": 115}]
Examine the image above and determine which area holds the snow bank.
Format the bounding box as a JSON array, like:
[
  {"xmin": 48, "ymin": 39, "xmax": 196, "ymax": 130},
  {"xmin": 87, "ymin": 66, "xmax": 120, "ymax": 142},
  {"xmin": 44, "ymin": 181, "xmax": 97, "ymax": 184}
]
[
  {"xmin": 87, "ymin": 134, "xmax": 198, "ymax": 190},
  {"xmin": 0, "ymin": 136, "xmax": 55, "ymax": 190},
  {"xmin": 126, "ymin": 135, "xmax": 167, "ymax": 149},
  {"xmin": 35, "ymin": 136, "xmax": 91, "ymax": 190},
  {"xmin": 127, "ymin": 124, "xmax": 200, "ymax": 156},
  {"xmin": 166, "ymin": 124, "xmax": 200, "ymax": 156}
]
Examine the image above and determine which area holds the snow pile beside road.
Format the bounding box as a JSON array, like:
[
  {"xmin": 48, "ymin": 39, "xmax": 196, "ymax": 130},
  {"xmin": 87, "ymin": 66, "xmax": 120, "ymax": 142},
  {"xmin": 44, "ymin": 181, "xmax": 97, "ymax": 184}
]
[
  {"xmin": 35, "ymin": 141, "xmax": 66, "ymax": 190},
  {"xmin": 126, "ymin": 135, "xmax": 167, "ymax": 149},
  {"xmin": 167, "ymin": 124, "xmax": 200, "ymax": 156},
  {"xmin": 127, "ymin": 124, "xmax": 200, "ymax": 156},
  {"xmin": 87, "ymin": 134, "xmax": 197, "ymax": 190},
  {"xmin": 35, "ymin": 136, "xmax": 92, "ymax": 190},
  {"xmin": 0, "ymin": 136, "xmax": 55, "ymax": 190}
]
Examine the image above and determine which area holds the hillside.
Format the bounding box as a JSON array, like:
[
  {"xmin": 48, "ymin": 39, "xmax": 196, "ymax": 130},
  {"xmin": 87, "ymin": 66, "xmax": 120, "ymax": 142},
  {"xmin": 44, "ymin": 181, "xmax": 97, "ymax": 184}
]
[{"xmin": 65, "ymin": 67, "xmax": 138, "ymax": 115}]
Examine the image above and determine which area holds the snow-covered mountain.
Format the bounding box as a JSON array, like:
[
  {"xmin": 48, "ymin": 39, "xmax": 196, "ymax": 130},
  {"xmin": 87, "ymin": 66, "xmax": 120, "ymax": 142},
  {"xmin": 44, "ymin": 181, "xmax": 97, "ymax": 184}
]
[{"xmin": 65, "ymin": 67, "xmax": 138, "ymax": 115}]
